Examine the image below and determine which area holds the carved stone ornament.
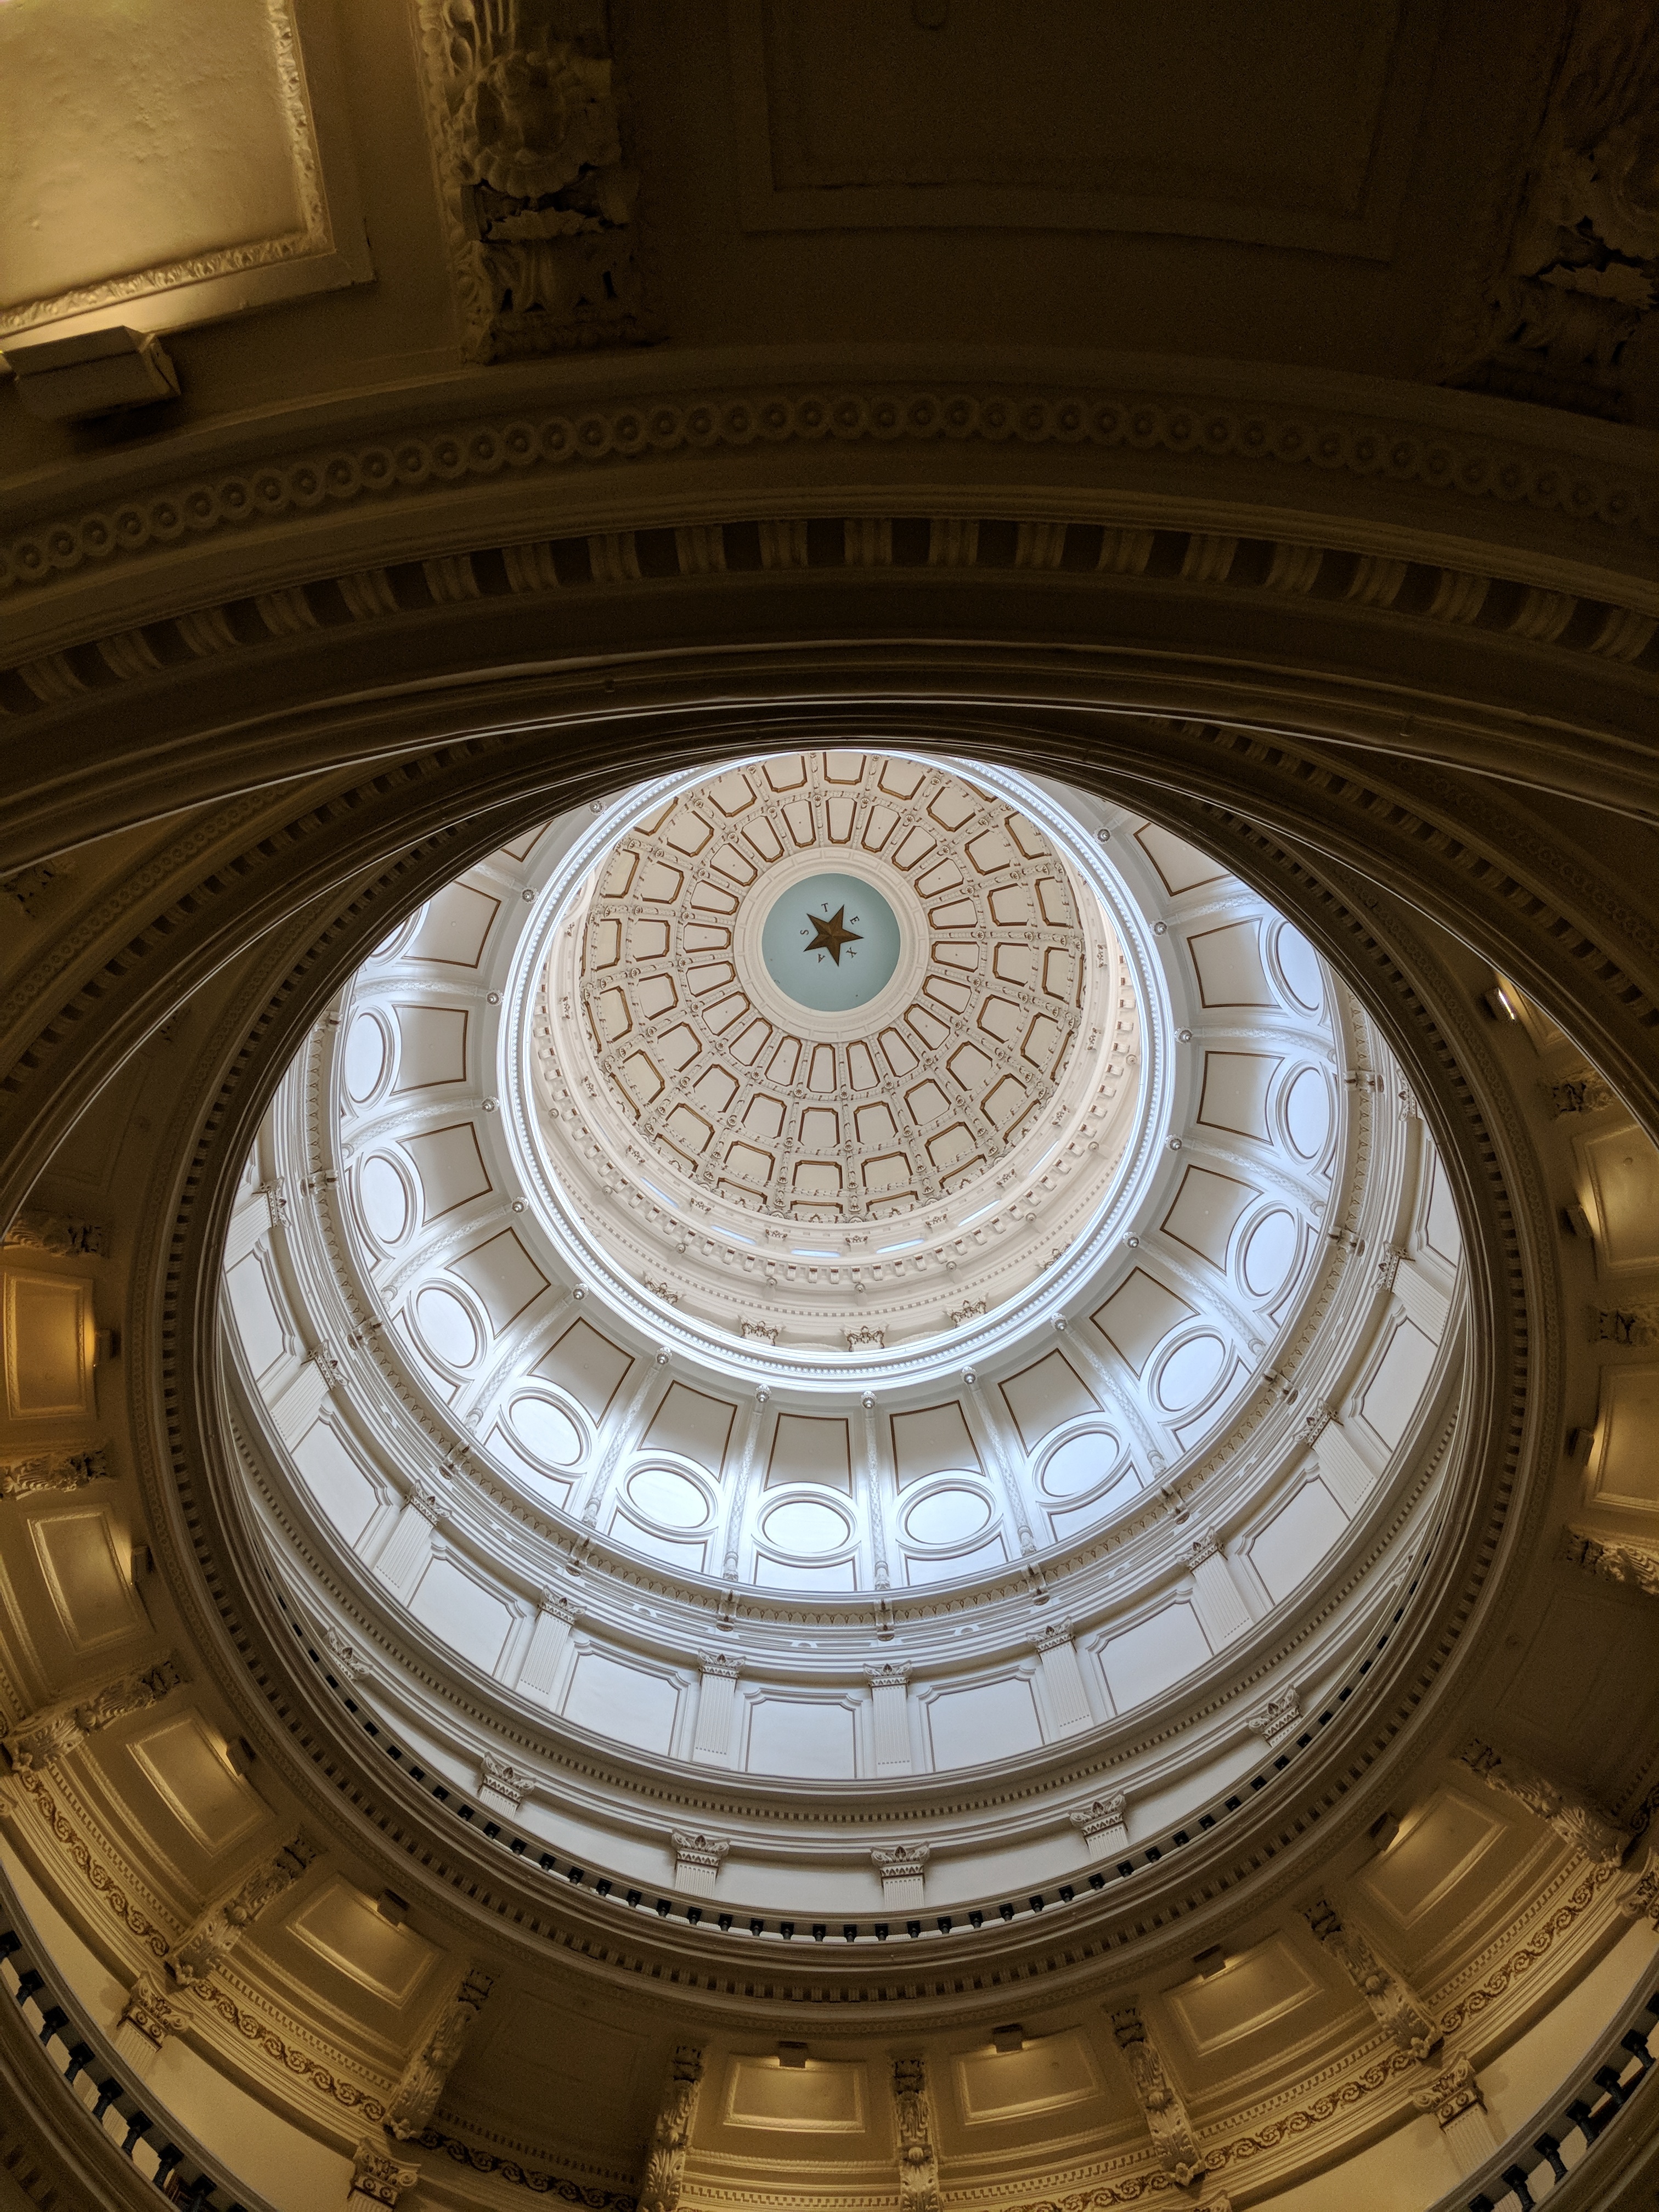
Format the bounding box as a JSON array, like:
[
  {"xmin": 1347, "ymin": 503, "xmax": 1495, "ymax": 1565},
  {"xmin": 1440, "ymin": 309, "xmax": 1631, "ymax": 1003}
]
[
  {"xmin": 1620, "ymin": 1858, "xmax": 1659, "ymax": 1929},
  {"xmin": 1560, "ymin": 1523, "xmax": 1659, "ymax": 1595},
  {"xmin": 671, "ymin": 1829, "xmax": 730, "ymax": 1880},
  {"xmin": 1249, "ymin": 1686, "xmax": 1301, "ymax": 1750},
  {"xmin": 1441, "ymin": 0, "xmax": 1659, "ymax": 420},
  {"xmin": 348, "ymin": 2135, "xmax": 420, "ymax": 2208},
  {"xmin": 321, "ymin": 1623, "xmax": 367, "ymax": 1681},
  {"xmin": 413, "ymin": 0, "xmax": 644, "ymax": 363},
  {"xmin": 872, "ymin": 1844, "xmax": 930, "ymax": 1882},
  {"xmin": 117, "ymin": 1970, "xmax": 187, "ymax": 2055},
  {"xmin": 385, "ymin": 1964, "xmax": 495, "ymax": 2140},
  {"xmin": 1590, "ymin": 1301, "xmax": 1659, "ymax": 1346},
  {"xmin": 1109, "ymin": 2006, "xmax": 1205, "ymax": 2187},
  {"xmin": 698, "ymin": 1648, "xmax": 741, "ymax": 1681},
  {"xmin": 867, "ymin": 1660, "xmax": 911, "ymax": 1689},
  {"xmin": 891, "ymin": 2056, "xmax": 942, "ymax": 2212},
  {"xmin": 479, "ymin": 1751, "xmax": 529, "ymax": 1807},
  {"xmin": 1302, "ymin": 1896, "xmax": 1443, "ymax": 2061},
  {"xmin": 167, "ymin": 1833, "xmax": 323, "ymax": 1985},
  {"xmin": 1410, "ymin": 2052, "xmax": 1486, "ymax": 2130},
  {"xmin": 636, "ymin": 2042, "xmax": 704, "ymax": 2212},
  {"xmin": 1455, "ymin": 1737, "xmax": 1630, "ymax": 1866},
  {"xmin": 1070, "ymin": 1792, "xmax": 1130, "ymax": 1844},
  {"xmin": 3, "ymin": 1655, "xmax": 187, "ymax": 1768},
  {"xmin": 1549, "ymin": 1072, "xmax": 1616, "ymax": 1115},
  {"xmin": 2, "ymin": 1207, "xmax": 108, "ymax": 1256},
  {"xmin": 0, "ymin": 1447, "xmax": 110, "ymax": 1498}
]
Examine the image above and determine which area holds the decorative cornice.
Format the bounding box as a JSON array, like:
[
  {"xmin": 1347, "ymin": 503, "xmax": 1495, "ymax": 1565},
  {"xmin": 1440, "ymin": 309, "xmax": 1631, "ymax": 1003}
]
[{"xmin": 3, "ymin": 375, "xmax": 1654, "ymax": 624}]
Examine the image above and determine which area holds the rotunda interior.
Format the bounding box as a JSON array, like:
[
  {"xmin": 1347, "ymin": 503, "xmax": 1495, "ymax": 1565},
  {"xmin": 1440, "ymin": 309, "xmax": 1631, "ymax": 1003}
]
[{"xmin": 0, "ymin": 8, "xmax": 1656, "ymax": 2212}]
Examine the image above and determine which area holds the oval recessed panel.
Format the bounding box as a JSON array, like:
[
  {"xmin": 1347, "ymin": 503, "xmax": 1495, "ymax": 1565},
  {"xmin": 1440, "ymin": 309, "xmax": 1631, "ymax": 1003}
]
[
  {"xmin": 904, "ymin": 1486, "xmax": 992, "ymax": 1547},
  {"xmin": 1242, "ymin": 1209, "xmax": 1300, "ymax": 1299},
  {"xmin": 413, "ymin": 1284, "xmax": 480, "ymax": 1369},
  {"xmin": 509, "ymin": 1394, "xmax": 583, "ymax": 1469},
  {"xmin": 344, "ymin": 1013, "xmax": 388, "ymax": 1102},
  {"xmin": 627, "ymin": 1464, "xmax": 709, "ymax": 1529},
  {"xmin": 761, "ymin": 1497, "xmax": 851, "ymax": 1555},
  {"xmin": 1157, "ymin": 1333, "xmax": 1227, "ymax": 1411},
  {"xmin": 358, "ymin": 1155, "xmax": 409, "ymax": 1245},
  {"xmin": 1284, "ymin": 1067, "xmax": 1331, "ymax": 1158},
  {"xmin": 1276, "ymin": 925, "xmax": 1324, "ymax": 1011},
  {"xmin": 1040, "ymin": 1431, "xmax": 1122, "ymax": 1498}
]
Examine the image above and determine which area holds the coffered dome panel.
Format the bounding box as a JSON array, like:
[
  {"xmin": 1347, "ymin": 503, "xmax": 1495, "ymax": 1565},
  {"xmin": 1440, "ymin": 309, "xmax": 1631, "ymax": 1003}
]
[{"xmin": 222, "ymin": 754, "xmax": 1467, "ymax": 1932}]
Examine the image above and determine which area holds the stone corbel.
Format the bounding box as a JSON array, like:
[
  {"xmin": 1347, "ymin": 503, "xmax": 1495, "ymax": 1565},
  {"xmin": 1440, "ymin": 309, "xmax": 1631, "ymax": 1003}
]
[
  {"xmin": 2, "ymin": 1209, "xmax": 108, "ymax": 1256},
  {"xmin": 1070, "ymin": 1792, "xmax": 1130, "ymax": 1859},
  {"xmin": 872, "ymin": 1844, "xmax": 930, "ymax": 1907},
  {"xmin": 1109, "ymin": 2005, "xmax": 1205, "ymax": 2187},
  {"xmin": 348, "ymin": 2136, "xmax": 420, "ymax": 2208},
  {"xmin": 3, "ymin": 1654, "xmax": 188, "ymax": 1768},
  {"xmin": 637, "ymin": 2042, "xmax": 705, "ymax": 2212},
  {"xmin": 1411, "ymin": 2052, "xmax": 1496, "ymax": 2160},
  {"xmin": 411, "ymin": 0, "xmax": 644, "ymax": 363},
  {"xmin": 1249, "ymin": 1686, "xmax": 1301, "ymax": 1751},
  {"xmin": 478, "ymin": 1752, "xmax": 529, "ymax": 1815},
  {"xmin": 167, "ymin": 1832, "xmax": 323, "ymax": 1986},
  {"xmin": 891, "ymin": 2056, "xmax": 941, "ymax": 2212},
  {"xmin": 1455, "ymin": 1737, "xmax": 1630, "ymax": 1866},
  {"xmin": 0, "ymin": 1447, "xmax": 110, "ymax": 1499},
  {"xmin": 1302, "ymin": 1895, "xmax": 1442, "ymax": 2061},
  {"xmin": 385, "ymin": 1964, "xmax": 495, "ymax": 2140},
  {"xmin": 112, "ymin": 1970, "xmax": 188, "ymax": 2074},
  {"xmin": 672, "ymin": 1830, "xmax": 730, "ymax": 1897},
  {"xmin": 1559, "ymin": 1525, "xmax": 1659, "ymax": 1597}
]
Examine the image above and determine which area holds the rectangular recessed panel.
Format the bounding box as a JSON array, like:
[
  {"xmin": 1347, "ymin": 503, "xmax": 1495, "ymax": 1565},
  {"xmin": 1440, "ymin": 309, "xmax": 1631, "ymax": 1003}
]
[
  {"xmin": 1188, "ymin": 921, "xmax": 1275, "ymax": 1008},
  {"xmin": 1099, "ymin": 1602, "xmax": 1208, "ymax": 1711},
  {"xmin": 767, "ymin": 1413, "xmax": 851, "ymax": 1492},
  {"xmin": 533, "ymin": 1319, "xmax": 634, "ymax": 1420},
  {"xmin": 1091, "ymin": 1269, "xmax": 1195, "ymax": 1373},
  {"xmin": 127, "ymin": 1711, "xmax": 270, "ymax": 1854},
  {"xmin": 408, "ymin": 1556, "xmax": 510, "ymax": 1675},
  {"xmin": 890, "ymin": 1401, "xmax": 980, "ymax": 1485},
  {"xmin": 1357, "ymin": 1788, "xmax": 1508, "ymax": 1929},
  {"xmin": 956, "ymin": 2032, "xmax": 1102, "ymax": 2124},
  {"xmin": 644, "ymin": 1382, "xmax": 737, "ymax": 1475},
  {"xmin": 1198, "ymin": 1051, "xmax": 1279, "ymax": 1139},
  {"xmin": 927, "ymin": 1675, "xmax": 1042, "ymax": 1769},
  {"xmin": 726, "ymin": 2056, "xmax": 866, "ymax": 2132},
  {"xmin": 391, "ymin": 1003, "xmax": 469, "ymax": 1090},
  {"xmin": 1592, "ymin": 1365, "xmax": 1659, "ymax": 1509},
  {"xmin": 30, "ymin": 1509, "xmax": 145, "ymax": 1651},
  {"xmin": 1166, "ymin": 1937, "xmax": 1320, "ymax": 2055},
  {"xmin": 1249, "ymin": 1479, "xmax": 1348, "ymax": 1603},
  {"xmin": 408, "ymin": 882, "xmax": 500, "ymax": 967},
  {"xmin": 286, "ymin": 1876, "xmax": 438, "ymax": 2008},
  {"xmin": 1135, "ymin": 822, "xmax": 1229, "ymax": 895},
  {"xmin": 224, "ymin": 1251, "xmax": 287, "ymax": 1380},
  {"xmin": 1584, "ymin": 1125, "xmax": 1659, "ymax": 1269},
  {"xmin": 403, "ymin": 1123, "xmax": 491, "ymax": 1223},
  {"xmin": 292, "ymin": 1420, "xmax": 380, "ymax": 1545},
  {"xmin": 1161, "ymin": 1165, "xmax": 1257, "ymax": 1265},
  {"xmin": 999, "ymin": 1351, "xmax": 1097, "ymax": 1450},
  {"xmin": 449, "ymin": 1229, "xmax": 549, "ymax": 1330},
  {"xmin": 1356, "ymin": 1317, "xmax": 1437, "ymax": 1448},
  {"xmin": 4, "ymin": 1272, "xmax": 92, "ymax": 1418},
  {"xmin": 563, "ymin": 1650, "xmax": 678, "ymax": 1756},
  {"xmin": 747, "ymin": 1696, "xmax": 856, "ymax": 1778}
]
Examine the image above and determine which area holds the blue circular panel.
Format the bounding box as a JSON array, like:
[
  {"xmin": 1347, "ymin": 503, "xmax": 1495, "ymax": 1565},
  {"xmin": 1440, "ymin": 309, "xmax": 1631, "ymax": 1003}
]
[{"xmin": 759, "ymin": 871, "xmax": 902, "ymax": 1012}]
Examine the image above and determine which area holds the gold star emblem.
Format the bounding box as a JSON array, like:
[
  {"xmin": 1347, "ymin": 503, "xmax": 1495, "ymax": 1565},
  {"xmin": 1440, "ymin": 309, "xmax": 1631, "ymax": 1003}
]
[{"xmin": 803, "ymin": 904, "xmax": 862, "ymax": 966}]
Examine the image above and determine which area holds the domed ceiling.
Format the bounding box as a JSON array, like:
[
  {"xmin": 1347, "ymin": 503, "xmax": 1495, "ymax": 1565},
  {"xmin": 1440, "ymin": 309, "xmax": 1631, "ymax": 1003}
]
[{"xmin": 224, "ymin": 753, "xmax": 1465, "ymax": 1931}]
